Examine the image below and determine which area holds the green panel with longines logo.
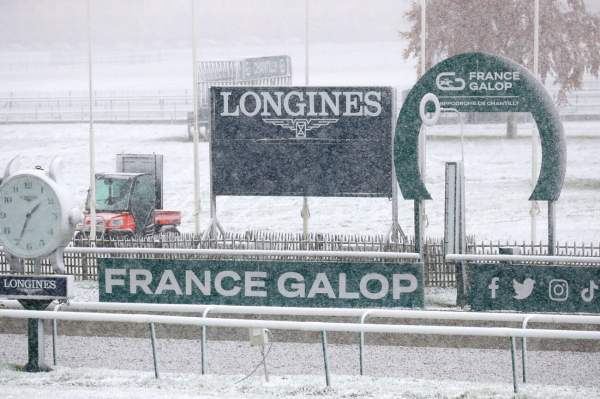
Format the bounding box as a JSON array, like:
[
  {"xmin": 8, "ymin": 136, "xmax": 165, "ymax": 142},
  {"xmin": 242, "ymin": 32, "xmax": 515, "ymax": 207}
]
[{"xmin": 468, "ymin": 263, "xmax": 600, "ymax": 313}]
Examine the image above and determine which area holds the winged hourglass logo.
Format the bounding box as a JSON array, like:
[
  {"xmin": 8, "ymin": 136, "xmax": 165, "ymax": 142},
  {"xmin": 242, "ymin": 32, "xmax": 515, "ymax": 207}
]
[{"xmin": 262, "ymin": 118, "xmax": 339, "ymax": 138}]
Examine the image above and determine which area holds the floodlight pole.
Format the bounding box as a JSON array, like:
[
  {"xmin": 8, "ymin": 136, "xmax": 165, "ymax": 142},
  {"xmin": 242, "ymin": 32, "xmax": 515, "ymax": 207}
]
[
  {"xmin": 87, "ymin": 0, "xmax": 96, "ymax": 241},
  {"xmin": 302, "ymin": 0, "xmax": 310, "ymax": 239},
  {"xmin": 415, "ymin": 0, "xmax": 427, "ymax": 254},
  {"xmin": 531, "ymin": 0, "xmax": 540, "ymax": 244},
  {"xmin": 191, "ymin": 0, "xmax": 201, "ymax": 236}
]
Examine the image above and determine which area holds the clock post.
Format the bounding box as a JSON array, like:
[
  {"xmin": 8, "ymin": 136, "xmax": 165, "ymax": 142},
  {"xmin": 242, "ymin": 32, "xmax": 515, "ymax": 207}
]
[{"xmin": 0, "ymin": 157, "xmax": 80, "ymax": 372}]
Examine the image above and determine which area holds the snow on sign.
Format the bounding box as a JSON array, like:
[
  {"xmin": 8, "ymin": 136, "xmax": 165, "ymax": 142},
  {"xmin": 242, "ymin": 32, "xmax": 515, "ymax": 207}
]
[
  {"xmin": 468, "ymin": 263, "xmax": 600, "ymax": 313},
  {"xmin": 98, "ymin": 258, "xmax": 424, "ymax": 308},
  {"xmin": 211, "ymin": 86, "xmax": 393, "ymax": 197}
]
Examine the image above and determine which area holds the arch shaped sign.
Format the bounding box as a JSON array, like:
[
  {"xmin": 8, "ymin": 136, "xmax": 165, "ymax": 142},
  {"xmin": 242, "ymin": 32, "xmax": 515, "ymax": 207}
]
[{"xmin": 394, "ymin": 52, "xmax": 566, "ymax": 202}]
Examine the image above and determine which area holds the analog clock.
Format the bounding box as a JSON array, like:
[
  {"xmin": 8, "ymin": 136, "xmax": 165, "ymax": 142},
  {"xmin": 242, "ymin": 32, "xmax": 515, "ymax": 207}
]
[
  {"xmin": 0, "ymin": 172, "xmax": 67, "ymax": 258},
  {"xmin": 0, "ymin": 158, "xmax": 81, "ymax": 272}
]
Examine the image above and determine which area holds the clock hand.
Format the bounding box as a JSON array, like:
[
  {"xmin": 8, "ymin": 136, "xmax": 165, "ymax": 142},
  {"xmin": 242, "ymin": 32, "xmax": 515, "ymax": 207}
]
[
  {"xmin": 19, "ymin": 201, "xmax": 41, "ymax": 238},
  {"xmin": 28, "ymin": 202, "xmax": 41, "ymax": 216}
]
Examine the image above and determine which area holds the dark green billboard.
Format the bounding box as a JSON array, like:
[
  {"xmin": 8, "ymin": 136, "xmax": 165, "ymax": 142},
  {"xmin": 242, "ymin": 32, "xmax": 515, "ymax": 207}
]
[
  {"xmin": 395, "ymin": 52, "xmax": 566, "ymax": 202},
  {"xmin": 211, "ymin": 86, "xmax": 393, "ymax": 197},
  {"xmin": 99, "ymin": 258, "xmax": 424, "ymax": 308},
  {"xmin": 468, "ymin": 262, "xmax": 600, "ymax": 313}
]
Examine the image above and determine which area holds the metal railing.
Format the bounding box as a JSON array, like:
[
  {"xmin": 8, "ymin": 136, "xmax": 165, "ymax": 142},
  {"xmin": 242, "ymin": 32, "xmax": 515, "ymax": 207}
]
[
  {"xmin": 2, "ymin": 234, "xmax": 600, "ymax": 287},
  {"xmin": 1, "ymin": 304, "xmax": 600, "ymax": 393}
]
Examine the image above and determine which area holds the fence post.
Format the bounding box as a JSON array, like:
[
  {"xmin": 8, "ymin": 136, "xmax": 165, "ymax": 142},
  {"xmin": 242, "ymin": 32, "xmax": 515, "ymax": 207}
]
[
  {"xmin": 52, "ymin": 303, "xmax": 63, "ymax": 366},
  {"xmin": 510, "ymin": 337, "xmax": 518, "ymax": 394},
  {"xmin": 321, "ymin": 331, "xmax": 331, "ymax": 387},
  {"xmin": 521, "ymin": 315, "xmax": 532, "ymax": 383},
  {"xmin": 149, "ymin": 323, "xmax": 159, "ymax": 379},
  {"xmin": 358, "ymin": 311, "xmax": 371, "ymax": 376},
  {"xmin": 201, "ymin": 306, "xmax": 213, "ymax": 375}
]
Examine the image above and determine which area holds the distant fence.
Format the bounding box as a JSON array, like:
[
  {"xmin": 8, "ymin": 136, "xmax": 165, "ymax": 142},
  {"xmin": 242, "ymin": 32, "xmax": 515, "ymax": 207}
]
[
  {"xmin": 0, "ymin": 232, "xmax": 598, "ymax": 287},
  {"xmin": 2, "ymin": 87, "xmax": 600, "ymax": 124}
]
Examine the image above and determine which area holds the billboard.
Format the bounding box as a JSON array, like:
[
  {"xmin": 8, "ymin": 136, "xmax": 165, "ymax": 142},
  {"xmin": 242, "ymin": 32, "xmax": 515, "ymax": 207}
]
[
  {"xmin": 240, "ymin": 56, "xmax": 291, "ymax": 80},
  {"xmin": 395, "ymin": 52, "xmax": 565, "ymax": 202},
  {"xmin": 468, "ymin": 263, "xmax": 600, "ymax": 313},
  {"xmin": 211, "ymin": 86, "xmax": 393, "ymax": 197},
  {"xmin": 99, "ymin": 258, "xmax": 424, "ymax": 308}
]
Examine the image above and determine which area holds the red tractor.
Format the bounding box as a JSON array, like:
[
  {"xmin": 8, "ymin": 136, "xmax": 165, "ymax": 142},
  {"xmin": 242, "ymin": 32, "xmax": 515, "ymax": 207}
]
[{"xmin": 76, "ymin": 154, "xmax": 181, "ymax": 239}]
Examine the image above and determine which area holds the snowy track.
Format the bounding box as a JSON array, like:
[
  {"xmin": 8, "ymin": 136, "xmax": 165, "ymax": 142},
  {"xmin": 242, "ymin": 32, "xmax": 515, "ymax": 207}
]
[{"xmin": 1, "ymin": 334, "xmax": 600, "ymax": 398}]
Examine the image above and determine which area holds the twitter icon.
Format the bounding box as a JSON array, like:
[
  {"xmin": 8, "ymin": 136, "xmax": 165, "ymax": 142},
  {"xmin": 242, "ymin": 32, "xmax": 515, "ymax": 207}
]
[{"xmin": 513, "ymin": 278, "xmax": 535, "ymax": 300}]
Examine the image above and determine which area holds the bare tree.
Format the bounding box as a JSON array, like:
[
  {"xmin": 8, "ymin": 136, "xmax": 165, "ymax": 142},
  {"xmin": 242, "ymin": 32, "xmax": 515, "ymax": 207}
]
[{"xmin": 401, "ymin": 0, "xmax": 600, "ymax": 137}]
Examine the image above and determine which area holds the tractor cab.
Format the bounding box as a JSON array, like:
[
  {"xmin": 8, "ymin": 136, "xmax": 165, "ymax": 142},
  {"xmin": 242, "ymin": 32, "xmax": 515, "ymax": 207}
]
[
  {"xmin": 83, "ymin": 172, "xmax": 156, "ymax": 238},
  {"xmin": 76, "ymin": 153, "xmax": 181, "ymax": 240}
]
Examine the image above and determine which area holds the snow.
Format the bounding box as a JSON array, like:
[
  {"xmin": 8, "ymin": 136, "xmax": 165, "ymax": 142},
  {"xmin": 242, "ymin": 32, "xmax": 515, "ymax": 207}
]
[
  {"xmin": 2, "ymin": 333, "xmax": 600, "ymax": 399},
  {"xmin": 1, "ymin": 24, "xmax": 599, "ymax": 398},
  {"xmin": 0, "ymin": 329, "xmax": 600, "ymax": 399},
  {"xmin": 0, "ymin": 120, "xmax": 598, "ymax": 242},
  {"xmin": 1, "ymin": 367, "xmax": 598, "ymax": 399}
]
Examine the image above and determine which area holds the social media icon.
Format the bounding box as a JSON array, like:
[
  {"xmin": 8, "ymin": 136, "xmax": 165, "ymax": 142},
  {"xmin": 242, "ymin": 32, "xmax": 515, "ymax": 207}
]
[
  {"xmin": 549, "ymin": 279, "xmax": 569, "ymax": 302},
  {"xmin": 581, "ymin": 281, "xmax": 599, "ymax": 303},
  {"xmin": 488, "ymin": 277, "xmax": 500, "ymax": 299},
  {"xmin": 512, "ymin": 278, "xmax": 535, "ymax": 300}
]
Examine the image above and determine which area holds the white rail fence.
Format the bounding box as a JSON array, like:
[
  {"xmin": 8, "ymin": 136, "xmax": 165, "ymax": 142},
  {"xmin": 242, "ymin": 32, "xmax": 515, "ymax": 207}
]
[
  {"xmin": 2, "ymin": 302, "xmax": 600, "ymax": 393},
  {"xmin": 2, "ymin": 88, "xmax": 599, "ymax": 123}
]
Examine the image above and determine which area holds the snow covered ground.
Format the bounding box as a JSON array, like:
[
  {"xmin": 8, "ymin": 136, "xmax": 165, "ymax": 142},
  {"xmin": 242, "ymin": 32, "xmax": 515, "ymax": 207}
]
[
  {"xmin": 1, "ymin": 41, "xmax": 598, "ymax": 242},
  {"xmin": 2, "ymin": 365, "xmax": 598, "ymax": 399},
  {"xmin": 2, "ymin": 332, "xmax": 600, "ymax": 399},
  {"xmin": 0, "ymin": 120, "xmax": 598, "ymax": 242},
  {"xmin": 0, "ymin": 39, "xmax": 599, "ymax": 397}
]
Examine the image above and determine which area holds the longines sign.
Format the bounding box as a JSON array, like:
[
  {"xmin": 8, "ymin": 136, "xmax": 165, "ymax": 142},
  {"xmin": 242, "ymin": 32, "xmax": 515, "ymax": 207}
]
[
  {"xmin": 211, "ymin": 86, "xmax": 393, "ymax": 197},
  {"xmin": 0, "ymin": 274, "xmax": 73, "ymax": 300},
  {"xmin": 99, "ymin": 258, "xmax": 424, "ymax": 308}
]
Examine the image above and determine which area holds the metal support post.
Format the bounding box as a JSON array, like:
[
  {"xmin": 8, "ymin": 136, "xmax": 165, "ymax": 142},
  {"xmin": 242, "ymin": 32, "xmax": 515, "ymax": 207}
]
[
  {"xmin": 301, "ymin": 197, "xmax": 310, "ymax": 239},
  {"xmin": 18, "ymin": 300, "xmax": 53, "ymax": 372},
  {"xmin": 200, "ymin": 306, "xmax": 213, "ymax": 374},
  {"xmin": 531, "ymin": 0, "xmax": 540, "ymax": 243},
  {"xmin": 149, "ymin": 323, "xmax": 159, "ymax": 379},
  {"xmin": 414, "ymin": 200, "xmax": 423, "ymax": 255},
  {"xmin": 510, "ymin": 337, "xmax": 518, "ymax": 394},
  {"xmin": 548, "ymin": 201, "xmax": 556, "ymax": 255},
  {"xmin": 358, "ymin": 311, "xmax": 370, "ymax": 376},
  {"xmin": 388, "ymin": 88, "xmax": 405, "ymax": 243},
  {"xmin": 321, "ymin": 331, "xmax": 331, "ymax": 387},
  {"xmin": 52, "ymin": 303, "xmax": 63, "ymax": 366},
  {"xmin": 521, "ymin": 315, "xmax": 532, "ymax": 384},
  {"xmin": 191, "ymin": 0, "xmax": 201, "ymax": 236}
]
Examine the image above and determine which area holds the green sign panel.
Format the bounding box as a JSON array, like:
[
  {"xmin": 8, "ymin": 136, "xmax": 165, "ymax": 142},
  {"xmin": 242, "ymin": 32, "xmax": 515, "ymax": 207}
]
[
  {"xmin": 468, "ymin": 263, "xmax": 600, "ymax": 313},
  {"xmin": 99, "ymin": 259, "xmax": 424, "ymax": 308},
  {"xmin": 395, "ymin": 52, "xmax": 566, "ymax": 202}
]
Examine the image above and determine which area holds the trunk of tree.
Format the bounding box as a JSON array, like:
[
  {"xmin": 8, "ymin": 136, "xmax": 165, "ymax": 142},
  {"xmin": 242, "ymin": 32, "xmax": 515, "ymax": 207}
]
[{"xmin": 506, "ymin": 113, "xmax": 517, "ymax": 139}]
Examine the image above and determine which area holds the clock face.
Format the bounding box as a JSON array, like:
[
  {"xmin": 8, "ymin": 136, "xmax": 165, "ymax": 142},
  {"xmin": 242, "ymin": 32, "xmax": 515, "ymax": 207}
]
[{"xmin": 0, "ymin": 173, "xmax": 63, "ymax": 258}]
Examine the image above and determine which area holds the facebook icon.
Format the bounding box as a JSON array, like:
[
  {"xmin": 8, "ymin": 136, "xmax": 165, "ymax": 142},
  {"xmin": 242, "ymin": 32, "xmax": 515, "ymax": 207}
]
[{"xmin": 488, "ymin": 277, "xmax": 500, "ymax": 299}]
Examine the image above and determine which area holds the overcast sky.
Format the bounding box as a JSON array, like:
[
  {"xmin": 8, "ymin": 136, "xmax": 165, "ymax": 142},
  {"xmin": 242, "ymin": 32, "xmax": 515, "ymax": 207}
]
[
  {"xmin": 1, "ymin": 0, "xmax": 598, "ymax": 51},
  {"xmin": 0, "ymin": 0, "xmax": 410, "ymax": 49}
]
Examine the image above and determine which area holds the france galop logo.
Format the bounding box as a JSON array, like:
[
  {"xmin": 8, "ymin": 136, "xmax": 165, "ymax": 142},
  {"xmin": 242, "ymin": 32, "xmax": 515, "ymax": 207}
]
[{"xmin": 436, "ymin": 72, "xmax": 466, "ymax": 91}]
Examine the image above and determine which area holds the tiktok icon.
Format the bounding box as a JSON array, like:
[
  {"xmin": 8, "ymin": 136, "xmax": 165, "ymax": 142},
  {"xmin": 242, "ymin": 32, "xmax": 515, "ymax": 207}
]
[{"xmin": 581, "ymin": 281, "xmax": 599, "ymax": 303}]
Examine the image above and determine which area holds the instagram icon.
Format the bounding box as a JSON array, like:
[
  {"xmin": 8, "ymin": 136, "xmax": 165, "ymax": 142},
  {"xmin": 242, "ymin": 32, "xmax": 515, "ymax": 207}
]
[{"xmin": 549, "ymin": 279, "xmax": 569, "ymax": 302}]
